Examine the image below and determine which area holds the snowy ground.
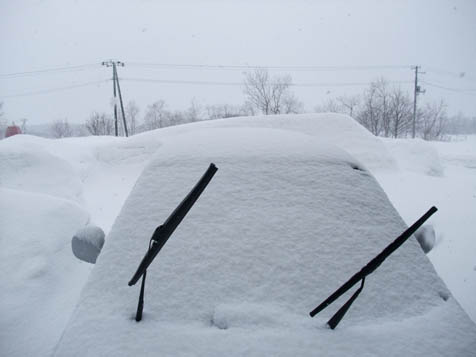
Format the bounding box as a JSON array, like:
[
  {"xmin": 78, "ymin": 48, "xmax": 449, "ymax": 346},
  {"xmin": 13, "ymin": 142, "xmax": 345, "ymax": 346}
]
[
  {"xmin": 375, "ymin": 136, "xmax": 476, "ymax": 322},
  {"xmin": 1, "ymin": 114, "xmax": 475, "ymax": 356}
]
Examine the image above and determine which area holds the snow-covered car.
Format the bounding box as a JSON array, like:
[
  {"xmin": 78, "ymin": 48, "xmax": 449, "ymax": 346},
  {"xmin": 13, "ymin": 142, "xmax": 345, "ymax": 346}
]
[{"xmin": 54, "ymin": 123, "xmax": 476, "ymax": 356}]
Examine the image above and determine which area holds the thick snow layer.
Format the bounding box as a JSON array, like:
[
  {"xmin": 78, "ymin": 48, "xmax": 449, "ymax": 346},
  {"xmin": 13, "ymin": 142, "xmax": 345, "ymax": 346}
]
[
  {"xmin": 0, "ymin": 144, "xmax": 83, "ymax": 201},
  {"xmin": 0, "ymin": 188, "xmax": 90, "ymax": 357},
  {"xmin": 2, "ymin": 114, "xmax": 476, "ymax": 356},
  {"xmin": 0, "ymin": 134, "xmax": 155, "ymax": 230},
  {"xmin": 54, "ymin": 128, "xmax": 476, "ymax": 356},
  {"xmin": 133, "ymin": 113, "xmax": 397, "ymax": 172},
  {"xmin": 0, "ymin": 134, "xmax": 152, "ymax": 357}
]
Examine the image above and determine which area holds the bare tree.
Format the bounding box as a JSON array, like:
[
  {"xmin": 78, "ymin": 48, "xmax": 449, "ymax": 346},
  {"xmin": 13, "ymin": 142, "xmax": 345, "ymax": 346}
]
[
  {"xmin": 420, "ymin": 100, "xmax": 448, "ymax": 140},
  {"xmin": 241, "ymin": 101, "xmax": 256, "ymax": 116},
  {"xmin": 314, "ymin": 98, "xmax": 343, "ymax": 113},
  {"xmin": 51, "ymin": 119, "xmax": 73, "ymax": 138},
  {"xmin": 374, "ymin": 79, "xmax": 392, "ymax": 137},
  {"xmin": 282, "ymin": 93, "xmax": 304, "ymax": 114},
  {"xmin": 86, "ymin": 112, "xmax": 114, "ymax": 135},
  {"xmin": 243, "ymin": 68, "xmax": 298, "ymax": 115},
  {"xmin": 185, "ymin": 99, "xmax": 203, "ymax": 122},
  {"xmin": 389, "ymin": 87, "xmax": 412, "ymax": 138},
  {"xmin": 144, "ymin": 100, "xmax": 170, "ymax": 130},
  {"xmin": 125, "ymin": 101, "xmax": 140, "ymax": 135},
  {"xmin": 337, "ymin": 95, "xmax": 360, "ymax": 117},
  {"xmin": 309, "ymin": 77, "xmax": 454, "ymax": 140},
  {"xmin": 206, "ymin": 104, "xmax": 244, "ymax": 119},
  {"xmin": 357, "ymin": 83, "xmax": 381, "ymax": 136}
]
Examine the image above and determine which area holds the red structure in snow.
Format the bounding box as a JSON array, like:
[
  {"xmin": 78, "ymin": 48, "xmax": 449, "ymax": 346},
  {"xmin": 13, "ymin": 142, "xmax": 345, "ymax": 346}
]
[{"xmin": 5, "ymin": 124, "xmax": 21, "ymax": 138}]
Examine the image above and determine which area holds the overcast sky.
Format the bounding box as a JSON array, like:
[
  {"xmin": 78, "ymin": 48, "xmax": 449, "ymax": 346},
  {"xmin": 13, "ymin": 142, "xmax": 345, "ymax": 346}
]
[{"xmin": 1, "ymin": 0, "xmax": 475, "ymax": 125}]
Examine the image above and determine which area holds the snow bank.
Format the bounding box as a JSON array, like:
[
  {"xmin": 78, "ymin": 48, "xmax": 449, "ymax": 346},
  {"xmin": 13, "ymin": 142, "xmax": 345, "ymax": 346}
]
[
  {"xmin": 0, "ymin": 144, "xmax": 83, "ymax": 201},
  {"xmin": 0, "ymin": 134, "xmax": 154, "ymax": 356},
  {"xmin": 381, "ymin": 138, "xmax": 444, "ymax": 176},
  {"xmin": 375, "ymin": 135, "xmax": 476, "ymax": 322},
  {"xmin": 54, "ymin": 128, "xmax": 476, "ymax": 356},
  {"xmin": 0, "ymin": 133, "xmax": 158, "ymax": 231},
  {"xmin": 0, "ymin": 188, "xmax": 91, "ymax": 357}
]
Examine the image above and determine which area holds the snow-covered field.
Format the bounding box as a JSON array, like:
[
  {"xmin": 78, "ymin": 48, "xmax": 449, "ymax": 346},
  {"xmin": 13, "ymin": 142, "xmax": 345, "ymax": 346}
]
[{"xmin": 1, "ymin": 114, "xmax": 475, "ymax": 356}]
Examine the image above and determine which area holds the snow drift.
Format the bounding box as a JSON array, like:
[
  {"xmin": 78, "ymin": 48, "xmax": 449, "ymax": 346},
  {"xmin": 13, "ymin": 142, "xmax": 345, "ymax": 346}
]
[
  {"xmin": 0, "ymin": 188, "xmax": 90, "ymax": 357},
  {"xmin": 54, "ymin": 126, "xmax": 476, "ymax": 356},
  {"xmin": 0, "ymin": 144, "xmax": 83, "ymax": 201}
]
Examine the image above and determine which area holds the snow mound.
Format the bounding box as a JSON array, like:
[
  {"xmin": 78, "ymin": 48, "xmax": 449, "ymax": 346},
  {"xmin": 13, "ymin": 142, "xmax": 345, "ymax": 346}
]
[
  {"xmin": 55, "ymin": 127, "xmax": 476, "ymax": 356},
  {"xmin": 382, "ymin": 138, "xmax": 444, "ymax": 176},
  {"xmin": 72, "ymin": 225, "xmax": 106, "ymax": 264},
  {"xmin": 0, "ymin": 144, "xmax": 83, "ymax": 201},
  {"xmin": 0, "ymin": 188, "xmax": 91, "ymax": 357}
]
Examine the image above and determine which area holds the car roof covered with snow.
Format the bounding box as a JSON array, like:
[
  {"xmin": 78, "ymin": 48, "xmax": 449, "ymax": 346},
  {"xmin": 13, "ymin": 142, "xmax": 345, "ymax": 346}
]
[{"xmin": 54, "ymin": 118, "xmax": 476, "ymax": 356}]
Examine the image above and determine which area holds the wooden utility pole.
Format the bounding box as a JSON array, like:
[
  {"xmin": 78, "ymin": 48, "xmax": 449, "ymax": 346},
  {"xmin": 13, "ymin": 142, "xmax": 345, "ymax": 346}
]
[
  {"xmin": 412, "ymin": 65, "xmax": 425, "ymax": 138},
  {"xmin": 114, "ymin": 64, "xmax": 129, "ymax": 137},
  {"xmin": 102, "ymin": 60, "xmax": 129, "ymax": 137}
]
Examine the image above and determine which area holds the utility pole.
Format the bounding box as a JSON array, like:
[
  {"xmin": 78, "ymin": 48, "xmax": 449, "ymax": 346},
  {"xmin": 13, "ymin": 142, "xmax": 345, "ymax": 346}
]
[
  {"xmin": 102, "ymin": 60, "xmax": 129, "ymax": 137},
  {"xmin": 412, "ymin": 65, "xmax": 425, "ymax": 138}
]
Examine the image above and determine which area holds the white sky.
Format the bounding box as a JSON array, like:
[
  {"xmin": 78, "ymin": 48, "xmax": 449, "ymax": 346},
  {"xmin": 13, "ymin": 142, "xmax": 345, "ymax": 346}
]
[{"xmin": 0, "ymin": 0, "xmax": 475, "ymax": 125}]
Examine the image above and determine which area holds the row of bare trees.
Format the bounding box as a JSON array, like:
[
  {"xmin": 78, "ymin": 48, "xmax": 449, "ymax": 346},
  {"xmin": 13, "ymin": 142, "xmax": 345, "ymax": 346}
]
[
  {"xmin": 138, "ymin": 69, "xmax": 303, "ymax": 131},
  {"xmin": 3, "ymin": 69, "xmax": 469, "ymax": 140},
  {"xmin": 315, "ymin": 78, "xmax": 451, "ymax": 140},
  {"xmin": 445, "ymin": 112, "xmax": 476, "ymax": 134},
  {"xmin": 77, "ymin": 68, "xmax": 303, "ymax": 136}
]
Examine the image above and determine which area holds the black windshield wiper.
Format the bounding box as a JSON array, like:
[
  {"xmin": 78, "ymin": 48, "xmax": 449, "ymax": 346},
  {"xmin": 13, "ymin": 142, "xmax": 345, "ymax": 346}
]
[
  {"xmin": 309, "ymin": 206, "xmax": 437, "ymax": 329},
  {"xmin": 129, "ymin": 163, "xmax": 218, "ymax": 321}
]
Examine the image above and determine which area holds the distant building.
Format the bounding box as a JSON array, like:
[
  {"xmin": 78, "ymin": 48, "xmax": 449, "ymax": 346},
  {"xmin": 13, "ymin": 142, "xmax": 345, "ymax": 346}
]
[{"xmin": 5, "ymin": 124, "xmax": 22, "ymax": 138}]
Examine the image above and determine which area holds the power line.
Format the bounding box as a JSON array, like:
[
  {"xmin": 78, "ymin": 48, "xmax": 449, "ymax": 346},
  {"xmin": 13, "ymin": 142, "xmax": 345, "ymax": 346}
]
[
  {"xmin": 2, "ymin": 61, "xmax": 474, "ymax": 84},
  {"xmin": 421, "ymin": 80, "xmax": 476, "ymax": 94},
  {"xmin": 0, "ymin": 79, "xmax": 109, "ymax": 98},
  {"xmin": 0, "ymin": 77, "xmax": 413, "ymax": 99},
  {"xmin": 127, "ymin": 62, "xmax": 411, "ymax": 72},
  {"xmin": 2, "ymin": 62, "xmax": 473, "ymax": 99},
  {"xmin": 121, "ymin": 77, "xmax": 413, "ymax": 87},
  {"xmin": 424, "ymin": 66, "xmax": 476, "ymax": 83},
  {"xmin": 0, "ymin": 63, "xmax": 101, "ymax": 79}
]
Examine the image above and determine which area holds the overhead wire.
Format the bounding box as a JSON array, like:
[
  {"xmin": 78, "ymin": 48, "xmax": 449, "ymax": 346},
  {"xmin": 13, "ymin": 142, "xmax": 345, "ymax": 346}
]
[
  {"xmin": 121, "ymin": 77, "xmax": 413, "ymax": 87},
  {"xmin": 424, "ymin": 66, "xmax": 476, "ymax": 83},
  {"xmin": 0, "ymin": 79, "xmax": 109, "ymax": 98},
  {"xmin": 1, "ymin": 61, "xmax": 474, "ymax": 98},
  {"xmin": 0, "ymin": 63, "xmax": 101, "ymax": 79},
  {"xmin": 126, "ymin": 62, "xmax": 412, "ymax": 72},
  {"xmin": 420, "ymin": 80, "xmax": 476, "ymax": 94}
]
